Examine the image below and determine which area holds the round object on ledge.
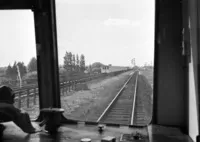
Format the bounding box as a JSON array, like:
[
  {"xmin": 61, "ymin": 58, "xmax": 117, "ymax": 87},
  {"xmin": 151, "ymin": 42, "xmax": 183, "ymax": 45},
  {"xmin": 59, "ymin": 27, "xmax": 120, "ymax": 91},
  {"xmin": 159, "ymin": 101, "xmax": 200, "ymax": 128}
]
[
  {"xmin": 98, "ymin": 124, "xmax": 105, "ymax": 133},
  {"xmin": 39, "ymin": 108, "xmax": 64, "ymax": 134},
  {"xmin": 81, "ymin": 138, "xmax": 91, "ymax": 142}
]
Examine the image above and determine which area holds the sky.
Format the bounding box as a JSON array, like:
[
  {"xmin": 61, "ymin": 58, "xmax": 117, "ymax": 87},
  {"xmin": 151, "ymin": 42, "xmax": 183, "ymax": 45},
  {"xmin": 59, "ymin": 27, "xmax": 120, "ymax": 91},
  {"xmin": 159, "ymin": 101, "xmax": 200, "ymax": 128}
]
[{"xmin": 0, "ymin": 0, "xmax": 154, "ymax": 67}]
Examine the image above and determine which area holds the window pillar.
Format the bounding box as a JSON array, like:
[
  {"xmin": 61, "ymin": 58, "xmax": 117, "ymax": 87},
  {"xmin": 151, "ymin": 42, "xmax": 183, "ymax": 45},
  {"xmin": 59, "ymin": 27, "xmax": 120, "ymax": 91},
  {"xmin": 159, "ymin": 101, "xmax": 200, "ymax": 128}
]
[{"xmin": 33, "ymin": 0, "xmax": 61, "ymax": 109}]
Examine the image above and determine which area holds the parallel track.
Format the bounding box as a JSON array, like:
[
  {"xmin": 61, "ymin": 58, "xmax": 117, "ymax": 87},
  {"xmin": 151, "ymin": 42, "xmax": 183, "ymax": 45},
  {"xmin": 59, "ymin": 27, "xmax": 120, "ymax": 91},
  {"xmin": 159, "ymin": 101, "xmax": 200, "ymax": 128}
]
[{"xmin": 97, "ymin": 71, "xmax": 139, "ymax": 125}]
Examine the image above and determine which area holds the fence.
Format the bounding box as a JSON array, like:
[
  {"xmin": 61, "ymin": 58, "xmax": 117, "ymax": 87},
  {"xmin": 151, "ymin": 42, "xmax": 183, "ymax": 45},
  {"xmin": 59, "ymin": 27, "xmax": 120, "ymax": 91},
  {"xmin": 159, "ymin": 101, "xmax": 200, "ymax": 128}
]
[{"xmin": 13, "ymin": 70, "xmax": 130, "ymax": 109}]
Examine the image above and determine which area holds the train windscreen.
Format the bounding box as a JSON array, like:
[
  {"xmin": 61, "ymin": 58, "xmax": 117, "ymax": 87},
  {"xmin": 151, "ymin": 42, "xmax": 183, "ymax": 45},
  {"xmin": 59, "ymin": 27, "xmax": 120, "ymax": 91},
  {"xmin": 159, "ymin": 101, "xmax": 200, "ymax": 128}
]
[
  {"xmin": 0, "ymin": 1, "xmax": 154, "ymax": 126},
  {"xmin": 56, "ymin": 0, "xmax": 154, "ymax": 126},
  {"xmin": 0, "ymin": 10, "xmax": 39, "ymax": 119}
]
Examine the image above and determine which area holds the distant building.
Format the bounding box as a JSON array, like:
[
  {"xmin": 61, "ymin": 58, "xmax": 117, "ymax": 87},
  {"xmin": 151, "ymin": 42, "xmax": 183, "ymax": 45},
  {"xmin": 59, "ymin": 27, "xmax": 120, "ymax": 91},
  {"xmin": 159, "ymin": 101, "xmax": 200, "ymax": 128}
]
[
  {"xmin": 101, "ymin": 65, "xmax": 128, "ymax": 73},
  {"xmin": 84, "ymin": 70, "xmax": 89, "ymax": 74}
]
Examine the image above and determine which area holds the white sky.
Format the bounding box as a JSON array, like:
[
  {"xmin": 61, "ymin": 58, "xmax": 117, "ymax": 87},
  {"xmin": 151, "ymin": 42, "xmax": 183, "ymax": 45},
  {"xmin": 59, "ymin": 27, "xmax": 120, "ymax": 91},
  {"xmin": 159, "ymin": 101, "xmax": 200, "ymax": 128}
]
[{"xmin": 0, "ymin": 0, "xmax": 154, "ymax": 67}]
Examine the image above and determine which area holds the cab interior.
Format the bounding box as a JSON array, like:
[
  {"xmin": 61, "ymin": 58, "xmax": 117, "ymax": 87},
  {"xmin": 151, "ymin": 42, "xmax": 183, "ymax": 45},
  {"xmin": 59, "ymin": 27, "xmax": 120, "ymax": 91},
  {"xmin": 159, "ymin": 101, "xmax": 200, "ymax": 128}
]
[{"xmin": 0, "ymin": 0, "xmax": 199, "ymax": 141}]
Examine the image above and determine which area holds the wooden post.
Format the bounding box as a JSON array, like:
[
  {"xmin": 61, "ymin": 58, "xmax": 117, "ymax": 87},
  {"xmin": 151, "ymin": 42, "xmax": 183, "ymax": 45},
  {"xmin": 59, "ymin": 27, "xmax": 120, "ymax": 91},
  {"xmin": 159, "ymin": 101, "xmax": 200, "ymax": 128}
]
[
  {"xmin": 18, "ymin": 92, "xmax": 21, "ymax": 108},
  {"xmin": 74, "ymin": 80, "xmax": 77, "ymax": 90},
  {"xmin": 71, "ymin": 81, "xmax": 73, "ymax": 91},
  {"xmin": 65, "ymin": 82, "xmax": 68, "ymax": 95},
  {"xmin": 72, "ymin": 81, "xmax": 75, "ymax": 90},
  {"xmin": 60, "ymin": 83, "xmax": 62, "ymax": 95},
  {"xmin": 62, "ymin": 83, "xmax": 64, "ymax": 95},
  {"xmin": 27, "ymin": 89, "xmax": 30, "ymax": 108},
  {"xmin": 64, "ymin": 82, "xmax": 66, "ymax": 94},
  {"xmin": 34, "ymin": 88, "xmax": 36, "ymax": 105},
  {"xmin": 71, "ymin": 81, "xmax": 73, "ymax": 90},
  {"xmin": 66, "ymin": 82, "xmax": 69, "ymax": 92},
  {"xmin": 68, "ymin": 81, "xmax": 71, "ymax": 92}
]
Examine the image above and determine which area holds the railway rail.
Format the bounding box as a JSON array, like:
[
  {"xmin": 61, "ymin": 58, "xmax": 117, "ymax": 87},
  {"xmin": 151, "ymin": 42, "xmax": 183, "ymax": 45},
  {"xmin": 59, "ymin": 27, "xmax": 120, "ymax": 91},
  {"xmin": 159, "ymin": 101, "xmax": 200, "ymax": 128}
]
[
  {"xmin": 132, "ymin": 72, "xmax": 150, "ymax": 126},
  {"xmin": 97, "ymin": 71, "xmax": 141, "ymax": 126}
]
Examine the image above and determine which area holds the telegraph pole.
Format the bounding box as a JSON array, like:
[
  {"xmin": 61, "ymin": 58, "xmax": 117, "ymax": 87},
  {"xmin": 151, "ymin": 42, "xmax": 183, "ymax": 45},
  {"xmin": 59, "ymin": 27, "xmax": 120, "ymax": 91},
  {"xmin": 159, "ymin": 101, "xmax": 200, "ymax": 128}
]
[
  {"xmin": 131, "ymin": 58, "xmax": 136, "ymax": 67},
  {"xmin": 16, "ymin": 64, "xmax": 22, "ymax": 88}
]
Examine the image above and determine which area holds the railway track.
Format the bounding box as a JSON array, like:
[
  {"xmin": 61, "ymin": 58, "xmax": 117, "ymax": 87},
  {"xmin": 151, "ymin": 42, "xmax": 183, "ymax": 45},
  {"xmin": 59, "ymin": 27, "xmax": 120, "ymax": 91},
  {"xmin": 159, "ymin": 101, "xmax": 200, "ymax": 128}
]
[
  {"xmin": 97, "ymin": 71, "xmax": 139, "ymax": 125},
  {"xmin": 133, "ymin": 92, "xmax": 146, "ymax": 126},
  {"xmin": 133, "ymin": 72, "xmax": 150, "ymax": 126}
]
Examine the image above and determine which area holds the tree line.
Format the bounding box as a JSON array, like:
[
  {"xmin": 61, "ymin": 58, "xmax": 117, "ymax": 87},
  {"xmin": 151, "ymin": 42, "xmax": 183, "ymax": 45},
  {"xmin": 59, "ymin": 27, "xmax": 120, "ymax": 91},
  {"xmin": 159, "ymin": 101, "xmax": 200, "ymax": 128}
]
[
  {"xmin": 5, "ymin": 57, "xmax": 37, "ymax": 80},
  {"xmin": 63, "ymin": 51, "xmax": 86, "ymax": 73},
  {"xmin": 5, "ymin": 51, "xmax": 87, "ymax": 80}
]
